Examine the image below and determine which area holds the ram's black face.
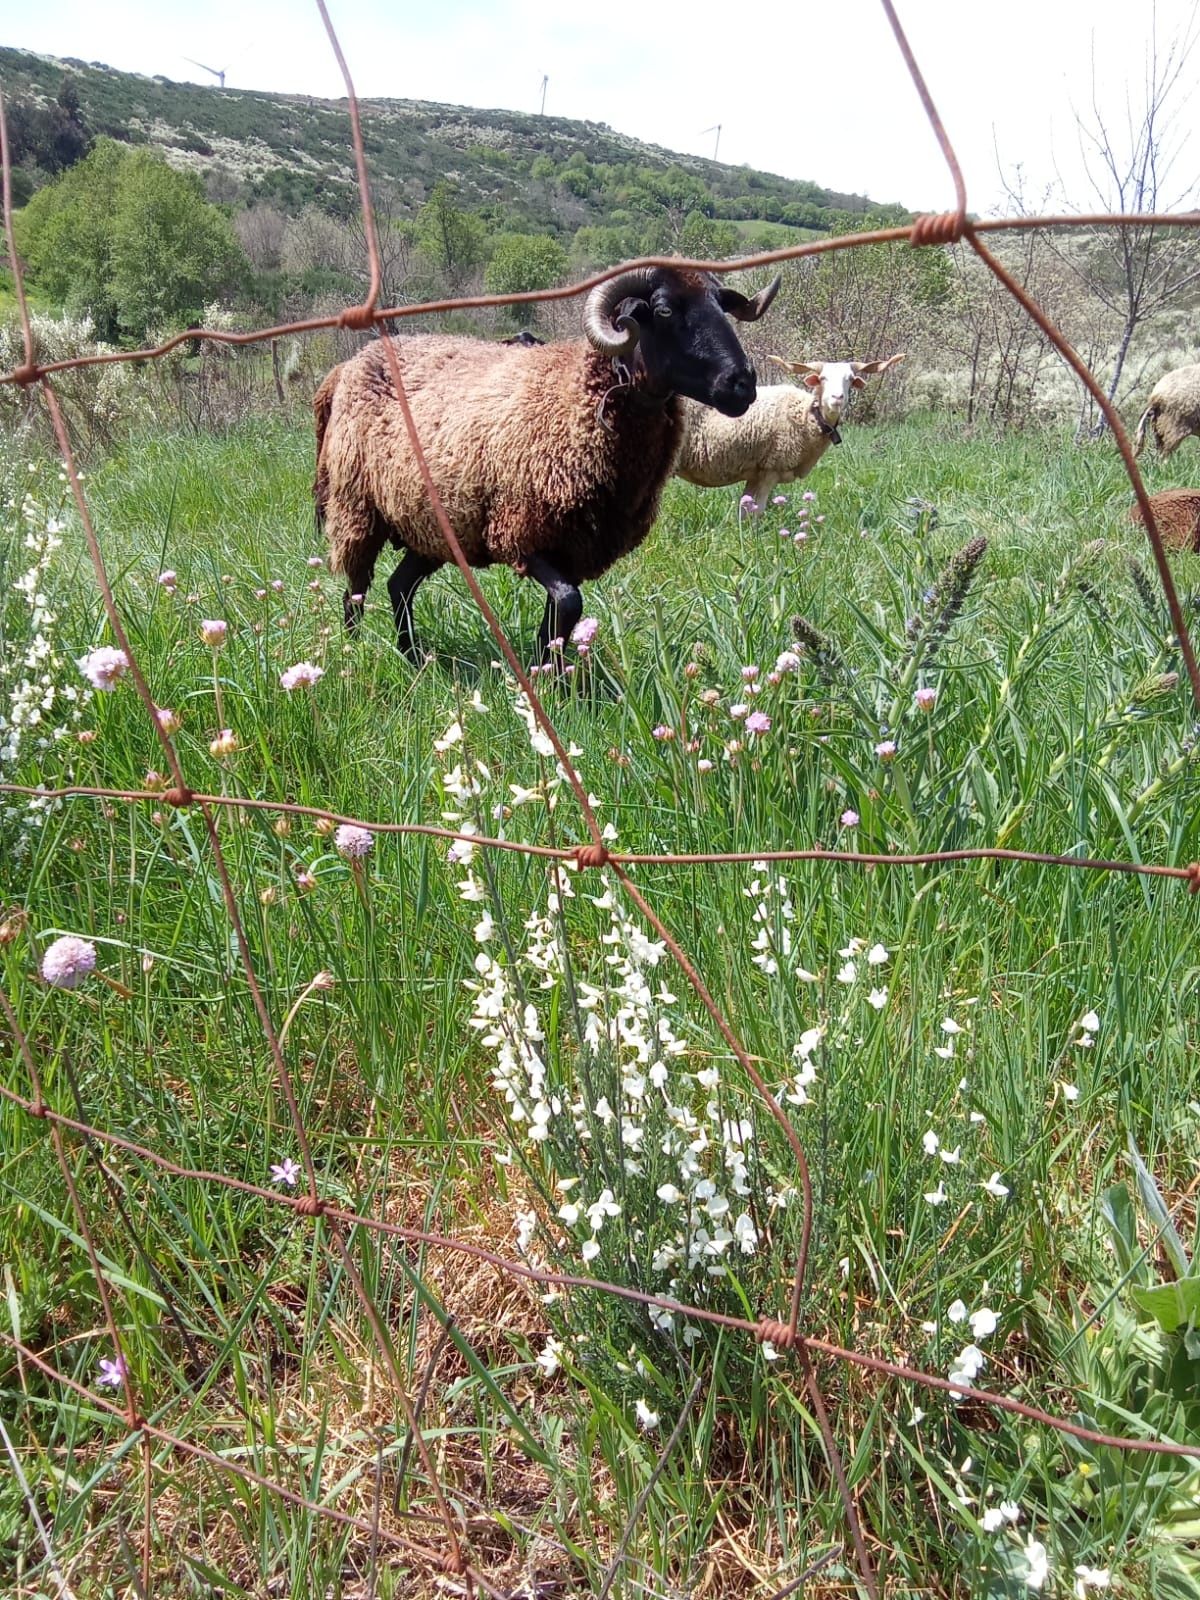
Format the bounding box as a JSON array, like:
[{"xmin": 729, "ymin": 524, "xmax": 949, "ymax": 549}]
[{"xmin": 618, "ymin": 272, "xmax": 762, "ymax": 415}]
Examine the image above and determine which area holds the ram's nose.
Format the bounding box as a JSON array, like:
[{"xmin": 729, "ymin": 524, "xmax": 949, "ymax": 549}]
[{"xmin": 715, "ymin": 370, "xmax": 756, "ymax": 417}]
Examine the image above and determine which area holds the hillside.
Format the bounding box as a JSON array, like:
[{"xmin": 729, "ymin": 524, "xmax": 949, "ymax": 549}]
[{"xmin": 0, "ymin": 44, "xmax": 897, "ymax": 240}]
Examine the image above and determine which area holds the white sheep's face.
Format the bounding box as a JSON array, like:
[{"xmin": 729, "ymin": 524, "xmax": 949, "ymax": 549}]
[{"xmin": 802, "ymin": 362, "xmax": 864, "ymax": 423}]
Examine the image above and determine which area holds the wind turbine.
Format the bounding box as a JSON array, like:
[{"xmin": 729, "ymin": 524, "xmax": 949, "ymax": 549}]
[
  {"xmin": 184, "ymin": 56, "xmax": 229, "ymax": 89},
  {"xmin": 701, "ymin": 123, "xmax": 721, "ymax": 161},
  {"xmin": 538, "ymin": 74, "xmax": 549, "ymax": 115}
]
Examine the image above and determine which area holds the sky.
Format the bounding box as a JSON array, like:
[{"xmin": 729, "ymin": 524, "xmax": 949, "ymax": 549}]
[{"xmin": 2, "ymin": 0, "xmax": 1197, "ymax": 215}]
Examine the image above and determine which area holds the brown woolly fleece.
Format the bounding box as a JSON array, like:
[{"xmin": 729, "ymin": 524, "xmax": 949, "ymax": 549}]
[
  {"xmin": 314, "ymin": 334, "xmax": 683, "ymax": 594},
  {"xmin": 1129, "ymin": 488, "xmax": 1200, "ymax": 553}
]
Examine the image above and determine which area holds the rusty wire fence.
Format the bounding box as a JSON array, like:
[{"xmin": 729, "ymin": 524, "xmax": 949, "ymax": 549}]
[{"xmin": 2, "ymin": 0, "xmax": 1200, "ymax": 1594}]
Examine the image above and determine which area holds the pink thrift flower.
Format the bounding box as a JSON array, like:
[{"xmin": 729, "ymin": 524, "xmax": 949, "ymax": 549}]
[
  {"xmin": 739, "ymin": 494, "xmax": 760, "ymax": 515},
  {"xmin": 741, "ymin": 665, "xmax": 759, "ymax": 682},
  {"xmin": 745, "ymin": 710, "xmax": 771, "ymax": 734},
  {"xmin": 874, "ymin": 740, "xmax": 897, "ymax": 761},
  {"xmin": 772, "ymin": 495, "xmax": 787, "ymax": 505},
  {"xmin": 155, "ymin": 707, "xmax": 181, "ymax": 734},
  {"xmin": 157, "ymin": 570, "xmax": 177, "ymax": 590},
  {"xmin": 280, "ymin": 661, "xmax": 325, "ymax": 692},
  {"xmin": 914, "ymin": 687, "xmax": 937, "ymax": 711},
  {"xmin": 77, "ymin": 647, "xmax": 129, "ymax": 692},
  {"xmin": 271, "ymin": 579, "xmax": 285, "ymax": 593},
  {"xmin": 697, "ymin": 758, "xmax": 714, "ymax": 772},
  {"xmin": 729, "ymin": 703, "xmax": 749, "ymax": 720},
  {"xmin": 307, "ymin": 556, "xmax": 324, "ymax": 569},
  {"xmin": 652, "ymin": 724, "xmax": 675, "ymax": 741},
  {"xmin": 41, "ymin": 935, "xmax": 98, "ymax": 989},
  {"xmin": 572, "ymin": 616, "xmax": 599, "ymax": 647},
  {"xmin": 295, "ymin": 869, "xmax": 317, "ymax": 892},
  {"xmin": 334, "ymin": 823, "xmax": 374, "ymax": 859},
  {"xmin": 840, "ymin": 809, "xmax": 860, "ymax": 827},
  {"xmin": 199, "ymin": 619, "xmax": 228, "ymax": 648},
  {"xmin": 802, "ymin": 490, "xmax": 816, "ymax": 502},
  {"xmin": 793, "ymin": 531, "xmax": 808, "ymax": 544}
]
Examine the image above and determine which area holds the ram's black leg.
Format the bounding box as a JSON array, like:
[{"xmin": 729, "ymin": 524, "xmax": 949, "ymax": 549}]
[
  {"xmin": 387, "ymin": 549, "xmax": 439, "ymax": 662},
  {"xmin": 524, "ymin": 553, "xmax": 583, "ymax": 668}
]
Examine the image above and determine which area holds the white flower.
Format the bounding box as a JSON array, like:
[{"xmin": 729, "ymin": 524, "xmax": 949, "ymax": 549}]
[
  {"xmin": 1022, "ymin": 1537, "xmax": 1049, "ymax": 1591},
  {"xmin": 969, "ymin": 1307, "xmax": 998, "ymax": 1339},
  {"xmin": 934, "ymin": 1044, "xmax": 956, "ymax": 1060},
  {"xmin": 536, "ymin": 1337, "xmax": 563, "ymax": 1376},
  {"xmin": 473, "ymin": 910, "xmax": 495, "ymax": 942},
  {"xmin": 1061, "ymin": 1082, "xmax": 1080, "ymax": 1102},
  {"xmin": 656, "ymin": 1183, "xmax": 682, "ymax": 1203},
  {"xmin": 558, "ymin": 1202, "xmax": 581, "ymax": 1225},
  {"xmin": 941, "ymin": 1018, "xmax": 963, "ymax": 1035},
  {"xmin": 924, "ymin": 1182, "xmax": 947, "ymax": 1206},
  {"xmin": 1073, "ymin": 1565, "xmax": 1110, "ymax": 1597},
  {"xmin": 866, "ymin": 943, "xmax": 889, "ymax": 966},
  {"xmin": 999, "ymin": 1501, "xmax": 1021, "ymax": 1524},
  {"xmin": 1078, "ymin": 1010, "xmax": 1100, "ymax": 1033},
  {"xmin": 947, "ymin": 1298, "xmax": 968, "ymax": 1324},
  {"xmin": 939, "ymin": 1146, "xmax": 961, "ymax": 1165},
  {"xmin": 836, "ymin": 961, "xmax": 856, "ymax": 984},
  {"xmin": 867, "ymin": 987, "xmax": 888, "ymax": 1010},
  {"xmin": 586, "ymin": 1189, "xmax": 621, "ymax": 1231},
  {"xmin": 433, "ymin": 720, "xmax": 463, "ymax": 754},
  {"xmin": 581, "ymin": 1239, "xmax": 601, "ymax": 1262},
  {"xmin": 981, "ymin": 1507, "xmax": 1005, "ymax": 1533},
  {"xmin": 635, "ymin": 1398, "xmax": 660, "ymax": 1431},
  {"xmin": 923, "ymin": 1130, "xmax": 940, "ymax": 1156},
  {"xmin": 982, "ymin": 1172, "xmax": 1010, "ymax": 1198}
]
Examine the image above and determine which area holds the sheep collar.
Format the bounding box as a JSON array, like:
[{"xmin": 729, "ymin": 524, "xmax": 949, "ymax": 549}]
[{"xmin": 811, "ymin": 400, "xmax": 842, "ymax": 445}]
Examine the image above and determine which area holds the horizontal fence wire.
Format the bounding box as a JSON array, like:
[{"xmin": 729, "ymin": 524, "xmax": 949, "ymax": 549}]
[{"xmin": 1, "ymin": 0, "xmax": 1199, "ymax": 1594}]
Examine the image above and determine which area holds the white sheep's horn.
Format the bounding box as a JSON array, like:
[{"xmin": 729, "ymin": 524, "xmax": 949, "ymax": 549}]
[
  {"xmin": 853, "ymin": 353, "xmax": 906, "ymax": 374},
  {"xmin": 768, "ymin": 356, "xmax": 821, "ymax": 375},
  {"xmin": 582, "ymin": 268, "xmax": 657, "ymax": 357}
]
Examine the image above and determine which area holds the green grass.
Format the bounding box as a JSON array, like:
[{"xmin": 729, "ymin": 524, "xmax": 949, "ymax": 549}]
[{"xmin": 2, "ymin": 415, "xmax": 1200, "ymax": 1598}]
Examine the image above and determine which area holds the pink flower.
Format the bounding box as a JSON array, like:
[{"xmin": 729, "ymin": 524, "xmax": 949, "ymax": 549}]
[
  {"xmin": 652, "ymin": 724, "xmax": 675, "ymax": 741},
  {"xmin": 271, "ymin": 1157, "xmax": 301, "ymax": 1187},
  {"xmin": 199, "ymin": 619, "xmax": 227, "ymax": 648},
  {"xmin": 697, "ymin": 758, "xmax": 714, "ymax": 772},
  {"xmin": 775, "ymin": 650, "xmax": 802, "ymax": 673},
  {"xmin": 745, "ymin": 710, "xmax": 771, "ymax": 735},
  {"xmin": 41, "ymin": 935, "xmax": 97, "ymax": 989},
  {"xmin": 271, "ymin": 579, "xmax": 285, "ymax": 593},
  {"xmin": 307, "ymin": 556, "xmax": 324, "ymax": 569},
  {"xmin": 572, "ymin": 616, "xmax": 600, "ymax": 647},
  {"xmin": 772, "ymin": 495, "xmax": 787, "ymax": 505},
  {"xmin": 729, "ymin": 703, "xmax": 749, "ymax": 720},
  {"xmin": 280, "ymin": 661, "xmax": 325, "ymax": 692},
  {"xmin": 741, "ymin": 665, "xmax": 759, "ymax": 682},
  {"xmin": 295, "ymin": 869, "xmax": 316, "ymax": 892},
  {"xmin": 802, "ymin": 490, "xmax": 816, "ymax": 502},
  {"xmin": 739, "ymin": 494, "xmax": 760, "ymax": 515},
  {"xmin": 77, "ymin": 647, "xmax": 129, "ymax": 692},
  {"xmin": 914, "ymin": 687, "xmax": 937, "ymax": 712},
  {"xmin": 334, "ymin": 823, "xmax": 374, "ymax": 859},
  {"xmin": 840, "ymin": 809, "xmax": 860, "ymax": 827},
  {"xmin": 157, "ymin": 570, "xmax": 177, "ymax": 590},
  {"xmin": 155, "ymin": 707, "xmax": 181, "ymax": 734},
  {"xmin": 97, "ymin": 1354, "xmax": 126, "ymax": 1388},
  {"xmin": 209, "ymin": 729, "xmax": 239, "ymax": 757},
  {"xmin": 793, "ymin": 531, "xmax": 808, "ymax": 544},
  {"xmin": 874, "ymin": 740, "xmax": 897, "ymax": 761}
]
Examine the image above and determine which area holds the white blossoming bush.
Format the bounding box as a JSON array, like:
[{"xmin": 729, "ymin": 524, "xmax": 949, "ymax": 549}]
[{"xmin": 0, "ymin": 464, "xmax": 90, "ymax": 852}]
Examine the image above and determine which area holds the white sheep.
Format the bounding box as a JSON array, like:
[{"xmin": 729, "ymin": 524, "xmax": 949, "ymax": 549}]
[
  {"xmin": 674, "ymin": 353, "xmax": 905, "ymax": 509},
  {"xmin": 1134, "ymin": 363, "xmax": 1200, "ymax": 460}
]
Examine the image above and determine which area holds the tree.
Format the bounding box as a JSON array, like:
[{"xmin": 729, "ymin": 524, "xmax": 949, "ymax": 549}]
[
  {"xmin": 16, "ymin": 140, "xmax": 248, "ymax": 343},
  {"xmin": 415, "ymin": 182, "xmax": 487, "ymax": 290},
  {"xmin": 1033, "ymin": 7, "xmax": 1200, "ymax": 433},
  {"xmin": 483, "ymin": 233, "xmax": 569, "ymax": 326}
]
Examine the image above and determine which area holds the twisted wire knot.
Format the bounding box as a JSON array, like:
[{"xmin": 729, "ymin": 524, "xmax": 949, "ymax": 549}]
[
  {"xmin": 573, "ymin": 843, "xmax": 610, "ymax": 869},
  {"xmin": 162, "ymin": 787, "xmax": 194, "ymax": 808},
  {"xmin": 1184, "ymin": 862, "xmax": 1200, "ymax": 894},
  {"xmin": 756, "ymin": 1317, "xmax": 799, "ymax": 1350},
  {"xmin": 10, "ymin": 362, "xmax": 41, "ymax": 388},
  {"xmin": 431, "ymin": 1549, "xmax": 467, "ymax": 1576},
  {"xmin": 909, "ymin": 212, "xmax": 967, "ymax": 247},
  {"xmin": 338, "ymin": 304, "xmax": 376, "ymax": 331},
  {"xmin": 293, "ymin": 1194, "xmax": 326, "ymax": 1217}
]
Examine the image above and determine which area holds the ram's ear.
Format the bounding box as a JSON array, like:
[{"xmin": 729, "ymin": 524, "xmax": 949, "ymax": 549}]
[
  {"xmin": 768, "ymin": 355, "xmax": 821, "ymax": 376},
  {"xmin": 853, "ymin": 352, "xmax": 906, "ymax": 375},
  {"xmin": 717, "ymin": 274, "xmax": 781, "ymax": 321}
]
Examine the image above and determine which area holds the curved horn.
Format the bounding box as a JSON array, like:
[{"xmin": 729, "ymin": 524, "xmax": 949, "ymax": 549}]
[
  {"xmin": 582, "ymin": 268, "xmax": 657, "ymax": 357},
  {"xmin": 741, "ymin": 273, "xmax": 782, "ymax": 321},
  {"xmin": 768, "ymin": 355, "xmax": 821, "ymax": 375},
  {"xmin": 852, "ymin": 352, "xmax": 906, "ymax": 374}
]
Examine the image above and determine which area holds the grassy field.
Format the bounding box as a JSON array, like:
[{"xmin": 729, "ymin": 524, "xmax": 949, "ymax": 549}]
[{"xmin": 2, "ymin": 414, "xmax": 1200, "ymax": 1598}]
